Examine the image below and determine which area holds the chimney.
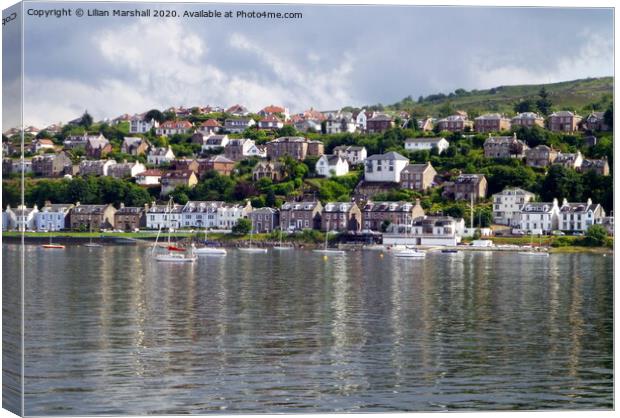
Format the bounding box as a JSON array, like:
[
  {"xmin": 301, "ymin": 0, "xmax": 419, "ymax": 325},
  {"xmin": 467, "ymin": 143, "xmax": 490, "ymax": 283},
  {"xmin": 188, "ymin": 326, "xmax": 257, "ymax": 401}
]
[{"xmin": 120, "ymin": 203, "xmax": 125, "ymax": 209}]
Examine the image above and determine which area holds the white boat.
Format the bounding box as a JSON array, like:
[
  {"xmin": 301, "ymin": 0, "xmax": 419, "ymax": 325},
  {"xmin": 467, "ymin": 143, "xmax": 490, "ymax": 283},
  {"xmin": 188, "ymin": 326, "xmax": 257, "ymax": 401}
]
[
  {"xmin": 363, "ymin": 244, "xmax": 385, "ymax": 251},
  {"xmin": 313, "ymin": 233, "xmax": 345, "ymax": 255},
  {"xmin": 42, "ymin": 235, "xmax": 65, "ymax": 249},
  {"xmin": 152, "ymin": 198, "xmax": 197, "ymax": 263},
  {"xmin": 194, "ymin": 227, "xmax": 227, "ymax": 255},
  {"xmin": 394, "ymin": 248, "xmax": 426, "ymax": 258},
  {"xmin": 238, "ymin": 224, "xmax": 267, "ymax": 253},
  {"xmin": 83, "ymin": 224, "xmax": 102, "ymax": 247},
  {"xmin": 273, "ymin": 229, "xmax": 293, "ymax": 251},
  {"xmin": 518, "ymin": 232, "xmax": 549, "ymax": 257}
]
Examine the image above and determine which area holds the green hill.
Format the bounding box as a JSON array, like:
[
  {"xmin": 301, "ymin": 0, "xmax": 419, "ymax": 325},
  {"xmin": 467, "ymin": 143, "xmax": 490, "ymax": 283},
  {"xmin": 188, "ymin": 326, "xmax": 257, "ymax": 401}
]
[{"xmin": 376, "ymin": 77, "xmax": 613, "ymax": 118}]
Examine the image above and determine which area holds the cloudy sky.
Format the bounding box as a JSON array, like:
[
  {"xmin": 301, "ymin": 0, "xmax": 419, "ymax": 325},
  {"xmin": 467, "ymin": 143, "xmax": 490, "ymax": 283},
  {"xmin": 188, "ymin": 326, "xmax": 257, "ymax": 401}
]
[{"xmin": 13, "ymin": 3, "xmax": 614, "ymax": 127}]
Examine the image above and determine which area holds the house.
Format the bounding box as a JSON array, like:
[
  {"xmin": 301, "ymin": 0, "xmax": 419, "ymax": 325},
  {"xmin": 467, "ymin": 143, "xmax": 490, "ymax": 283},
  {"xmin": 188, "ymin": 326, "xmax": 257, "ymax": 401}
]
[
  {"xmin": 197, "ymin": 119, "xmax": 222, "ymax": 135},
  {"xmin": 404, "ymin": 137, "xmax": 449, "ymax": 155},
  {"xmin": 293, "ymin": 119, "xmax": 322, "ymax": 133},
  {"xmin": 129, "ymin": 115, "xmax": 159, "ymax": 134},
  {"xmin": 31, "ymin": 151, "xmax": 72, "ymax": 177},
  {"xmin": 364, "ymin": 152, "xmax": 409, "ymax": 183},
  {"xmin": 366, "ymin": 114, "xmax": 394, "ymax": 133},
  {"xmin": 69, "ymin": 203, "xmax": 117, "ymax": 231},
  {"xmin": 10, "ymin": 159, "xmax": 33, "ymax": 175},
  {"xmin": 200, "ymin": 134, "xmax": 229, "ymax": 151},
  {"xmin": 265, "ymin": 136, "xmax": 324, "ymax": 161},
  {"xmin": 156, "ymin": 120, "xmax": 193, "ymax": 136},
  {"xmin": 224, "ymin": 118, "xmax": 255, "ymax": 133},
  {"xmin": 181, "ymin": 201, "xmax": 225, "ymax": 229},
  {"xmin": 5, "ymin": 204, "xmax": 39, "ymax": 231},
  {"xmin": 252, "ymin": 161, "xmax": 286, "ymax": 182},
  {"xmin": 325, "ymin": 113, "xmax": 356, "ymax": 134},
  {"xmin": 280, "ymin": 201, "xmax": 323, "ymax": 231},
  {"xmin": 160, "ymin": 170, "xmax": 198, "ymax": 196},
  {"xmin": 525, "ymin": 145, "xmax": 558, "ymax": 168},
  {"xmin": 121, "ymin": 136, "xmax": 150, "ymax": 155},
  {"xmin": 559, "ymin": 198, "xmax": 605, "ymax": 233},
  {"xmin": 85, "ymin": 134, "xmax": 112, "ymax": 159},
  {"xmin": 316, "ymin": 155, "xmax": 349, "ymax": 177},
  {"xmin": 2, "ymin": 158, "xmax": 12, "ymax": 176},
  {"xmin": 483, "ymin": 134, "xmax": 529, "ymax": 158},
  {"xmin": 584, "ymin": 135, "xmax": 598, "ymax": 147},
  {"xmin": 417, "ymin": 117, "xmax": 434, "ymax": 131},
  {"xmin": 79, "ymin": 159, "xmax": 117, "ymax": 177},
  {"xmin": 361, "ymin": 200, "xmax": 425, "ymax": 232},
  {"xmin": 225, "ymin": 138, "xmax": 256, "ymax": 161},
  {"xmin": 258, "ymin": 115, "xmax": 284, "ymax": 130},
  {"xmin": 321, "ymin": 202, "xmax": 362, "ymax": 232},
  {"xmin": 383, "ymin": 215, "xmax": 465, "ymax": 246},
  {"xmin": 145, "ymin": 202, "xmax": 184, "ymax": 229},
  {"xmin": 399, "ymin": 162, "xmax": 437, "ymax": 191},
  {"xmin": 111, "ymin": 114, "xmax": 133, "ymax": 125},
  {"xmin": 30, "ymin": 138, "xmax": 55, "ymax": 154},
  {"xmin": 332, "ymin": 145, "xmax": 367, "ymax": 165},
  {"xmin": 114, "ymin": 204, "xmax": 147, "ymax": 231},
  {"xmin": 258, "ymin": 105, "xmax": 289, "ymax": 120},
  {"xmin": 217, "ymin": 201, "xmax": 253, "ymax": 229},
  {"xmin": 436, "ymin": 113, "xmax": 473, "ymax": 132},
  {"xmin": 580, "ymin": 158, "xmax": 610, "ymax": 176},
  {"xmin": 474, "ymin": 113, "xmax": 511, "ymax": 133},
  {"xmin": 554, "ymin": 151, "xmax": 583, "ymax": 170},
  {"xmin": 203, "ymin": 155, "xmax": 235, "ymax": 176},
  {"xmin": 108, "ymin": 161, "xmax": 146, "ymax": 179},
  {"xmin": 63, "ymin": 134, "xmax": 89, "ymax": 150},
  {"xmin": 511, "ymin": 112, "xmax": 545, "ymax": 129},
  {"xmin": 492, "ymin": 188, "xmax": 536, "ymax": 227},
  {"xmin": 147, "ymin": 146, "xmax": 175, "ymax": 165},
  {"xmin": 226, "ymin": 104, "xmax": 250, "ymax": 116},
  {"xmin": 247, "ymin": 143, "xmax": 267, "ymax": 159},
  {"xmin": 516, "ymin": 199, "xmax": 560, "ymax": 235},
  {"xmin": 355, "ymin": 109, "xmax": 368, "ymax": 131},
  {"xmin": 250, "ymin": 207, "xmax": 280, "ymax": 233},
  {"xmin": 583, "ymin": 112, "xmax": 610, "ymax": 132},
  {"xmin": 135, "ymin": 169, "xmax": 162, "ymax": 186},
  {"xmin": 548, "ymin": 111, "xmax": 582, "ymax": 132},
  {"xmin": 602, "ymin": 216, "xmax": 614, "ymax": 236},
  {"xmin": 442, "ymin": 174, "xmax": 487, "ymax": 202}
]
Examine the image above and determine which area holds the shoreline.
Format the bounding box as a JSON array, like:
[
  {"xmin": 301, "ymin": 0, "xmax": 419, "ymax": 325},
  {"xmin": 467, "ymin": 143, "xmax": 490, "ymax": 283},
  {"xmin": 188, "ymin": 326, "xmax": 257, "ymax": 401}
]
[{"xmin": 2, "ymin": 233, "xmax": 612, "ymax": 254}]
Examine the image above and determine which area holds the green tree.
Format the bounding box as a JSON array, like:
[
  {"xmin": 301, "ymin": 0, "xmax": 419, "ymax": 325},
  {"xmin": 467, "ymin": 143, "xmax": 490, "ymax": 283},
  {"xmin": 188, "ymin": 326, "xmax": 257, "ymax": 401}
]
[
  {"xmin": 604, "ymin": 103, "xmax": 613, "ymax": 129},
  {"xmin": 79, "ymin": 111, "xmax": 94, "ymax": 128},
  {"xmin": 144, "ymin": 109, "xmax": 164, "ymax": 123},
  {"xmin": 583, "ymin": 224, "xmax": 608, "ymax": 246},
  {"xmin": 536, "ymin": 87, "xmax": 552, "ymax": 116},
  {"xmin": 540, "ymin": 165, "xmax": 583, "ymax": 202},
  {"xmin": 514, "ymin": 99, "xmax": 535, "ymax": 113},
  {"xmin": 232, "ymin": 217, "xmax": 252, "ymax": 235}
]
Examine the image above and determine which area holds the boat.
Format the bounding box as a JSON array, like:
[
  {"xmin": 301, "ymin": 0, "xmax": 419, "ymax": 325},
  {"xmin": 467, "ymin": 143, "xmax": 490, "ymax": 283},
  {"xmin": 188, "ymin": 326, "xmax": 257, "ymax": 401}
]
[
  {"xmin": 42, "ymin": 235, "xmax": 65, "ymax": 249},
  {"xmin": 363, "ymin": 244, "xmax": 385, "ymax": 251},
  {"xmin": 83, "ymin": 222, "xmax": 102, "ymax": 247},
  {"xmin": 238, "ymin": 224, "xmax": 268, "ymax": 253},
  {"xmin": 518, "ymin": 232, "xmax": 549, "ymax": 257},
  {"xmin": 194, "ymin": 226, "xmax": 227, "ymax": 255},
  {"xmin": 394, "ymin": 247, "xmax": 426, "ymax": 258},
  {"xmin": 313, "ymin": 233, "xmax": 345, "ymax": 255},
  {"xmin": 152, "ymin": 198, "xmax": 197, "ymax": 263},
  {"xmin": 441, "ymin": 249, "xmax": 459, "ymax": 254},
  {"xmin": 272, "ymin": 229, "xmax": 293, "ymax": 251}
]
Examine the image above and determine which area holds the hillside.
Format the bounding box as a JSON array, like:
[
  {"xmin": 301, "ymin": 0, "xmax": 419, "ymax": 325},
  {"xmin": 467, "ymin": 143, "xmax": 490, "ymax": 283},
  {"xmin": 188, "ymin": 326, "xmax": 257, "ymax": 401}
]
[{"xmin": 379, "ymin": 77, "xmax": 613, "ymax": 117}]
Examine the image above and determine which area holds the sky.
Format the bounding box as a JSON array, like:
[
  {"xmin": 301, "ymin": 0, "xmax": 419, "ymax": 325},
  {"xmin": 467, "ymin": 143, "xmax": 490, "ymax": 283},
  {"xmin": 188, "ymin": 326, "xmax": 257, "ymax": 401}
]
[{"xmin": 10, "ymin": 3, "xmax": 615, "ymax": 127}]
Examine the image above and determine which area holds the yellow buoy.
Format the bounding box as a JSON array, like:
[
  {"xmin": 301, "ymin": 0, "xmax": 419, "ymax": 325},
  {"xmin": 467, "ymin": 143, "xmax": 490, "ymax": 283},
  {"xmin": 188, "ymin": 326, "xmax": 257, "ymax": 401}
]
[{"xmin": 323, "ymin": 255, "xmax": 328, "ymax": 260}]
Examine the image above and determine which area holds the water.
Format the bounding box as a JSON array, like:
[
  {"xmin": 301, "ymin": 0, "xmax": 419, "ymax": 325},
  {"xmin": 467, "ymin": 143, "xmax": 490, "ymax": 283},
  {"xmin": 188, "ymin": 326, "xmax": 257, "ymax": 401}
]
[{"xmin": 2, "ymin": 244, "xmax": 613, "ymax": 414}]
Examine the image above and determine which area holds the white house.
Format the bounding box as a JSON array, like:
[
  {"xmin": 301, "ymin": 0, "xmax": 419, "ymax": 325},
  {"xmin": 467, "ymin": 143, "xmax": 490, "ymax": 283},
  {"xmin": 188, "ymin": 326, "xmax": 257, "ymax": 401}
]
[
  {"xmin": 201, "ymin": 134, "xmax": 230, "ymax": 152},
  {"xmin": 246, "ymin": 143, "xmax": 267, "ymax": 158},
  {"xmin": 107, "ymin": 161, "xmax": 147, "ymax": 179},
  {"xmin": 181, "ymin": 201, "xmax": 225, "ymax": 229},
  {"xmin": 404, "ymin": 137, "xmax": 449, "ymax": 154},
  {"xmin": 333, "ymin": 145, "xmax": 367, "ymax": 165},
  {"xmin": 364, "ymin": 151, "xmax": 409, "ymax": 183},
  {"xmin": 147, "ymin": 146, "xmax": 175, "ymax": 165},
  {"xmin": 224, "ymin": 118, "xmax": 256, "ymax": 134},
  {"xmin": 135, "ymin": 169, "xmax": 162, "ymax": 186},
  {"xmin": 129, "ymin": 115, "xmax": 159, "ymax": 134},
  {"xmin": 34, "ymin": 203, "xmax": 73, "ymax": 231},
  {"xmin": 156, "ymin": 120, "xmax": 193, "ymax": 136},
  {"xmin": 355, "ymin": 109, "xmax": 368, "ymax": 131},
  {"xmin": 79, "ymin": 159, "xmax": 117, "ymax": 177},
  {"xmin": 492, "ymin": 188, "xmax": 536, "ymax": 227},
  {"xmin": 316, "ymin": 155, "xmax": 349, "ymax": 177},
  {"xmin": 145, "ymin": 202, "xmax": 184, "ymax": 230},
  {"xmin": 5, "ymin": 204, "xmax": 39, "ymax": 231},
  {"xmin": 559, "ymin": 198, "xmax": 606, "ymax": 232},
  {"xmin": 217, "ymin": 201, "xmax": 253, "ymax": 229},
  {"xmin": 325, "ymin": 113, "xmax": 356, "ymax": 134},
  {"xmin": 516, "ymin": 199, "xmax": 560, "ymax": 235},
  {"xmin": 383, "ymin": 216, "xmax": 465, "ymax": 246}
]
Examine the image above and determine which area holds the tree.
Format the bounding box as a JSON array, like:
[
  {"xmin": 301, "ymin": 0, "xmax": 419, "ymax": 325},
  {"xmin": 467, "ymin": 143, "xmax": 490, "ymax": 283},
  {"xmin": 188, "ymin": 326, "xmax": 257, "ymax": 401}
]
[
  {"xmin": 514, "ymin": 99, "xmax": 535, "ymax": 113},
  {"xmin": 536, "ymin": 87, "xmax": 552, "ymax": 116},
  {"xmin": 583, "ymin": 224, "xmax": 608, "ymax": 247},
  {"xmin": 277, "ymin": 125, "xmax": 298, "ymax": 137},
  {"xmin": 380, "ymin": 219, "xmax": 392, "ymax": 232},
  {"xmin": 604, "ymin": 103, "xmax": 613, "ymax": 129},
  {"xmin": 540, "ymin": 165, "xmax": 583, "ymax": 202},
  {"xmin": 79, "ymin": 111, "xmax": 93, "ymax": 128},
  {"xmin": 232, "ymin": 218, "xmax": 252, "ymax": 235},
  {"xmin": 144, "ymin": 109, "xmax": 164, "ymax": 123}
]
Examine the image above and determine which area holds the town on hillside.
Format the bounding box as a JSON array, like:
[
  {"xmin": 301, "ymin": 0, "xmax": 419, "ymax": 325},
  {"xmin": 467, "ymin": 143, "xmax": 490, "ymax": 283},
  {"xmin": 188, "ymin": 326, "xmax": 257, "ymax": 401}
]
[{"xmin": 2, "ymin": 92, "xmax": 614, "ymax": 245}]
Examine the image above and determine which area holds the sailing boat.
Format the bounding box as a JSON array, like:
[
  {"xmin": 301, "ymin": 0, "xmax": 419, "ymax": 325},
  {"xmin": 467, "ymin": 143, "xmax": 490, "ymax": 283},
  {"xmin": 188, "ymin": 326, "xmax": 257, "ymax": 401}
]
[
  {"xmin": 83, "ymin": 221, "xmax": 102, "ymax": 247},
  {"xmin": 519, "ymin": 232, "xmax": 549, "ymax": 257},
  {"xmin": 394, "ymin": 214, "xmax": 425, "ymax": 258},
  {"xmin": 313, "ymin": 231, "xmax": 345, "ymax": 255},
  {"xmin": 152, "ymin": 198, "xmax": 197, "ymax": 262},
  {"xmin": 238, "ymin": 220, "xmax": 268, "ymax": 253},
  {"xmin": 273, "ymin": 228, "xmax": 293, "ymax": 251},
  {"xmin": 42, "ymin": 233, "xmax": 65, "ymax": 249},
  {"xmin": 194, "ymin": 224, "xmax": 227, "ymax": 255}
]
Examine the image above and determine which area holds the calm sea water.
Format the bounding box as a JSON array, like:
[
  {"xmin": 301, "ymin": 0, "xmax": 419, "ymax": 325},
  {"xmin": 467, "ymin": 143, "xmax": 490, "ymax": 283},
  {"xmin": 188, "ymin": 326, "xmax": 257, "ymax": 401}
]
[{"xmin": 2, "ymin": 244, "xmax": 613, "ymax": 414}]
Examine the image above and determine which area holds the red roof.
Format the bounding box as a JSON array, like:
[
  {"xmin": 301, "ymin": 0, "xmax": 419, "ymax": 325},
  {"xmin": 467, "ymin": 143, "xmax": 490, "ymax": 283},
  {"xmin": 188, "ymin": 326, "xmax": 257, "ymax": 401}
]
[
  {"xmin": 38, "ymin": 139, "xmax": 54, "ymax": 145},
  {"xmin": 201, "ymin": 119, "xmax": 221, "ymax": 127},
  {"xmin": 160, "ymin": 120, "xmax": 192, "ymax": 129},
  {"xmin": 136, "ymin": 169, "xmax": 162, "ymax": 177},
  {"xmin": 163, "ymin": 170, "xmax": 195, "ymax": 179},
  {"xmin": 261, "ymin": 105, "xmax": 285, "ymax": 114}
]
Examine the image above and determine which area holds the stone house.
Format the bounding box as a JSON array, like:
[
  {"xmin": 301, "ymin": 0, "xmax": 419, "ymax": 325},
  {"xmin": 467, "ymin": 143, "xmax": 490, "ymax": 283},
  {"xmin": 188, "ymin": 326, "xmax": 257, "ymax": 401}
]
[
  {"xmin": 399, "ymin": 162, "xmax": 437, "ymax": 191},
  {"xmin": 69, "ymin": 203, "xmax": 117, "ymax": 231},
  {"xmin": 361, "ymin": 200, "xmax": 425, "ymax": 231},
  {"xmin": 279, "ymin": 200, "xmax": 323, "ymax": 231},
  {"xmin": 321, "ymin": 202, "xmax": 362, "ymax": 232},
  {"xmin": 442, "ymin": 174, "xmax": 487, "ymax": 202},
  {"xmin": 249, "ymin": 207, "xmax": 280, "ymax": 233}
]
